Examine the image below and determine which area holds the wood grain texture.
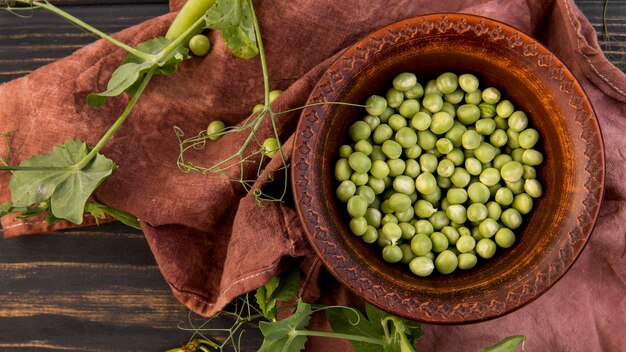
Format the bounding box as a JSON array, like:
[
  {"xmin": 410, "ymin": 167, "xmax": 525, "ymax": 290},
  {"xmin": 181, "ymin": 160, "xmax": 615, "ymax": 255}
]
[{"xmin": 0, "ymin": 1, "xmax": 623, "ymax": 351}]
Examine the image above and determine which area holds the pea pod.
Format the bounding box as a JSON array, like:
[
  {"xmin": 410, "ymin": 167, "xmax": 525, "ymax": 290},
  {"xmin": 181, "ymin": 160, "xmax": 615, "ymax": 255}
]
[
  {"xmin": 480, "ymin": 335, "xmax": 525, "ymax": 352},
  {"xmin": 166, "ymin": 0, "xmax": 217, "ymax": 41}
]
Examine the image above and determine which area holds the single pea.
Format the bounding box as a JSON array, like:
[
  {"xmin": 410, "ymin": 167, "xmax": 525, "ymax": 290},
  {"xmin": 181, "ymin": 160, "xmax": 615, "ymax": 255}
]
[
  {"xmin": 435, "ymin": 250, "xmax": 458, "ymax": 274},
  {"xmin": 364, "ymin": 208, "xmax": 382, "ymax": 228},
  {"xmin": 524, "ymin": 179, "xmax": 543, "ymax": 198},
  {"xmin": 388, "ymin": 114, "xmax": 408, "ymax": 131},
  {"xmin": 362, "ymin": 226, "xmax": 378, "ymax": 243},
  {"xmin": 457, "ymin": 253, "xmax": 478, "ymax": 270},
  {"xmin": 422, "ymin": 186, "xmax": 442, "ymax": 206},
  {"xmin": 334, "ymin": 158, "xmax": 351, "ymax": 181},
  {"xmin": 368, "ymin": 176, "xmax": 386, "ymax": 195},
  {"xmin": 362, "ymin": 115, "xmax": 380, "ymax": 131},
  {"xmin": 349, "ymin": 217, "xmax": 368, "ymax": 236},
  {"xmin": 501, "ymin": 161, "xmax": 524, "ymax": 182},
  {"xmin": 450, "ymin": 167, "xmax": 471, "ymax": 188},
  {"xmin": 478, "ymin": 102, "xmax": 496, "ymax": 118},
  {"xmin": 478, "ymin": 218, "xmax": 499, "ymax": 238},
  {"xmin": 369, "ymin": 145, "xmax": 384, "ymax": 161},
  {"xmin": 382, "ymin": 140, "xmax": 403, "ymax": 159},
  {"xmin": 458, "ymin": 73, "xmax": 479, "ymax": 93},
  {"xmin": 518, "ymin": 128, "xmax": 539, "ymax": 149},
  {"xmin": 429, "ymin": 210, "xmax": 450, "ymax": 230},
  {"xmin": 430, "ymin": 232, "xmax": 449, "ymax": 253},
  {"xmin": 446, "ymin": 188, "xmax": 468, "ymax": 205},
  {"xmin": 456, "ymin": 104, "xmax": 481, "ymax": 125},
  {"xmin": 445, "ymin": 204, "xmax": 467, "ymax": 224},
  {"xmin": 476, "ymin": 238, "xmax": 497, "ymax": 259},
  {"xmin": 389, "ymin": 193, "xmax": 412, "ymax": 213},
  {"xmin": 393, "ymin": 175, "xmax": 416, "ymax": 195},
  {"xmin": 511, "ymin": 148, "xmax": 525, "ymax": 163},
  {"xmin": 348, "ymin": 120, "xmax": 372, "ymax": 142},
  {"xmin": 365, "ymin": 95, "xmax": 388, "ymax": 116},
  {"xmin": 430, "ymin": 111, "xmax": 455, "ymax": 134},
  {"xmin": 462, "ymin": 130, "xmax": 482, "ymax": 150},
  {"xmin": 207, "ymin": 120, "xmax": 226, "ymax": 141},
  {"xmin": 479, "ymin": 168, "xmax": 501, "ymax": 186},
  {"xmin": 387, "ymin": 159, "xmax": 406, "ymax": 177},
  {"xmin": 347, "ymin": 195, "xmax": 368, "ymax": 217},
  {"xmin": 508, "ymin": 111, "xmax": 529, "ymax": 132},
  {"xmin": 474, "ymin": 142, "xmax": 497, "ymax": 163},
  {"xmin": 522, "ymin": 165, "xmax": 536, "ymax": 180},
  {"xmin": 382, "ymin": 245, "xmax": 403, "ymax": 263},
  {"xmin": 411, "ymin": 112, "xmax": 432, "ymax": 131},
  {"xmin": 356, "ymin": 185, "xmax": 376, "ymax": 205},
  {"xmin": 399, "ymin": 222, "xmax": 416, "ymax": 240},
  {"xmin": 467, "ymin": 182, "xmax": 490, "ymax": 204},
  {"xmin": 495, "ymin": 187, "xmax": 514, "ymax": 206},
  {"xmin": 447, "ymin": 147, "xmax": 465, "ymax": 166},
  {"xmin": 411, "ymin": 233, "xmax": 433, "ymax": 256},
  {"xmin": 415, "ymin": 172, "xmax": 437, "ymax": 195},
  {"xmin": 370, "ymin": 160, "xmax": 390, "ymax": 179},
  {"xmin": 414, "ymin": 220, "xmax": 435, "ymax": 236},
  {"xmin": 404, "ymin": 159, "xmax": 421, "ymax": 178},
  {"xmin": 354, "ymin": 140, "xmax": 373, "ymax": 156},
  {"xmin": 399, "ymin": 243, "xmax": 417, "ymax": 264},
  {"xmin": 465, "ymin": 88, "xmax": 483, "ymax": 104},
  {"xmin": 379, "ymin": 107, "xmax": 394, "ymax": 123},
  {"xmin": 501, "ymin": 208, "xmax": 523, "ymax": 229},
  {"xmin": 436, "ymin": 72, "xmax": 459, "ymax": 94},
  {"xmin": 189, "ymin": 34, "xmax": 211, "ymax": 56},
  {"xmin": 380, "ymin": 199, "xmax": 394, "ymax": 214},
  {"xmin": 496, "ymin": 99, "xmax": 514, "ymax": 118},
  {"xmin": 506, "ymin": 129, "xmax": 521, "ymax": 149},
  {"xmin": 373, "ymin": 124, "xmax": 393, "ymax": 144},
  {"xmin": 486, "ymin": 201, "xmax": 502, "ymax": 220},
  {"xmin": 338, "ymin": 145, "xmax": 352, "ymax": 159},
  {"xmin": 399, "ymin": 99, "xmax": 420, "ymax": 118},
  {"xmin": 445, "ymin": 122, "xmax": 467, "ymax": 147},
  {"xmin": 490, "ymin": 129, "xmax": 508, "ymax": 147},
  {"xmin": 512, "ymin": 193, "xmax": 534, "ymax": 214},
  {"xmin": 351, "ymin": 172, "xmax": 369, "ymax": 186},
  {"xmin": 522, "ymin": 149, "xmax": 544, "ymax": 166},
  {"xmin": 444, "ymin": 88, "xmax": 465, "ymax": 104},
  {"xmin": 395, "ymin": 127, "xmax": 418, "ymax": 148},
  {"xmin": 475, "ymin": 119, "xmax": 496, "ymax": 136},
  {"xmin": 405, "ymin": 145, "xmax": 422, "ymax": 159},
  {"xmin": 494, "ymin": 228, "xmax": 516, "ymax": 248},
  {"xmin": 409, "ymin": 256, "xmax": 435, "ymax": 277},
  {"xmin": 494, "ymin": 116, "xmax": 508, "ymax": 129},
  {"xmin": 456, "ymin": 234, "xmax": 476, "ymax": 253},
  {"xmin": 404, "ymin": 82, "xmax": 424, "ymax": 99},
  {"xmin": 424, "ymin": 79, "xmax": 442, "ymax": 95},
  {"xmin": 393, "ymin": 72, "xmax": 418, "ymax": 91},
  {"xmin": 417, "ymin": 130, "xmax": 437, "ymax": 150},
  {"xmin": 422, "ymin": 93, "xmax": 444, "ymax": 113},
  {"xmin": 414, "ymin": 199, "xmax": 437, "ymax": 218},
  {"xmin": 493, "ymin": 154, "xmax": 513, "ymax": 170},
  {"xmin": 462, "ymin": 157, "xmax": 481, "ymax": 176},
  {"xmin": 467, "ymin": 203, "xmax": 488, "ymax": 222},
  {"xmin": 382, "ymin": 222, "xmax": 403, "ymax": 242},
  {"xmin": 348, "ymin": 152, "xmax": 371, "ymax": 173},
  {"xmin": 436, "ymin": 158, "xmax": 455, "ymax": 178},
  {"xmin": 335, "ymin": 180, "xmax": 356, "ymax": 203},
  {"xmin": 252, "ymin": 104, "xmax": 265, "ymax": 113},
  {"xmin": 506, "ymin": 179, "xmax": 525, "ymax": 196},
  {"xmin": 482, "ymin": 87, "xmax": 501, "ymax": 104},
  {"xmin": 395, "ymin": 205, "xmax": 415, "ymax": 222},
  {"xmin": 386, "ymin": 88, "xmax": 404, "ymax": 108},
  {"xmin": 437, "ymin": 175, "xmax": 452, "ymax": 189}
]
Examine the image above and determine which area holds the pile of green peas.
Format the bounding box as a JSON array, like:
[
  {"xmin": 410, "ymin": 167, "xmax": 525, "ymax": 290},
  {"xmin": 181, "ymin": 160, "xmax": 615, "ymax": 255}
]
[{"xmin": 334, "ymin": 72, "xmax": 544, "ymax": 277}]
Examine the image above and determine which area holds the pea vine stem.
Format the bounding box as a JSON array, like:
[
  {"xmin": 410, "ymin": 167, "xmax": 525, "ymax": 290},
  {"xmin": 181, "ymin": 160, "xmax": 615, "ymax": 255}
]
[{"xmin": 290, "ymin": 330, "xmax": 385, "ymax": 345}]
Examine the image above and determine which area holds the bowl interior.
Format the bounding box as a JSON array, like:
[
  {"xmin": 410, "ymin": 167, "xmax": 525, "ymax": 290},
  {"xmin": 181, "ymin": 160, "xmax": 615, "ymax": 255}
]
[{"xmin": 294, "ymin": 14, "xmax": 604, "ymax": 323}]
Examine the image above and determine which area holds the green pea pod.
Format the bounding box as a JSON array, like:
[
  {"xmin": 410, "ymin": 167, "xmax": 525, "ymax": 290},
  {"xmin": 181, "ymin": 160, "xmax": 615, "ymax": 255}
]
[
  {"xmin": 480, "ymin": 335, "xmax": 525, "ymax": 352},
  {"xmin": 166, "ymin": 0, "xmax": 217, "ymax": 40}
]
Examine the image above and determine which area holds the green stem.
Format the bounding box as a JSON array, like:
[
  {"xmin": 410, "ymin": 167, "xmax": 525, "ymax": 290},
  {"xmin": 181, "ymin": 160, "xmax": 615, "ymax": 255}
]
[
  {"xmin": 158, "ymin": 15, "xmax": 207, "ymax": 62},
  {"xmin": 10, "ymin": 0, "xmax": 152, "ymax": 61},
  {"xmin": 73, "ymin": 70, "xmax": 154, "ymax": 170},
  {"xmin": 292, "ymin": 330, "xmax": 384, "ymax": 345},
  {"xmin": 249, "ymin": 0, "xmax": 271, "ymax": 108}
]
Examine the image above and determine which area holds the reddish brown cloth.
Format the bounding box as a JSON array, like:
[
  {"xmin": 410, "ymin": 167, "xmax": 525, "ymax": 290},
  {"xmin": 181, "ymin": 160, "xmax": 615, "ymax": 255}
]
[{"xmin": 1, "ymin": 0, "xmax": 625, "ymax": 350}]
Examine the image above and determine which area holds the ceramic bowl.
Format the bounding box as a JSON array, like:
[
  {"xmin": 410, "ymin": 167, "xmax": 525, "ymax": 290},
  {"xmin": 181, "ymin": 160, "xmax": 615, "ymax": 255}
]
[{"xmin": 292, "ymin": 13, "xmax": 604, "ymax": 323}]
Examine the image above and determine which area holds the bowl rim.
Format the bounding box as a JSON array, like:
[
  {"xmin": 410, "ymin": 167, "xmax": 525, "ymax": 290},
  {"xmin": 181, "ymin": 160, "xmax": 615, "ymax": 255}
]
[{"xmin": 291, "ymin": 12, "xmax": 605, "ymax": 324}]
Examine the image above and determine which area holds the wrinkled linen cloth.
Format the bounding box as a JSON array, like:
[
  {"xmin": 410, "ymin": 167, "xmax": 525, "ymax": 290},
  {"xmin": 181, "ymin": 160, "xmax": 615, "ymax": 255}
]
[{"xmin": 1, "ymin": 0, "xmax": 625, "ymax": 350}]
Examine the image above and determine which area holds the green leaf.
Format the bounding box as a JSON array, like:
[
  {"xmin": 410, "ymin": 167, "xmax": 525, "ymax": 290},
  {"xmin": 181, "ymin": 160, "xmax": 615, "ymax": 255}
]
[
  {"xmin": 9, "ymin": 139, "xmax": 115, "ymax": 224},
  {"xmin": 480, "ymin": 336, "xmax": 526, "ymax": 352},
  {"xmin": 365, "ymin": 304, "xmax": 422, "ymax": 346},
  {"xmin": 258, "ymin": 298, "xmax": 312, "ymax": 352},
  {"xmin": 204, "ymin": 0, "xmax": 259, "ymax": 58},
  {"xmin": 84, "ymin": 201, "xmax": 141, "ymax": 230},
  {"xmin": 255, "ymin": 269, "xmax": 301, "ymax": 320},
  {"xmin": 327, "ymin": 307, "xmax": 384, "ymax": 352},
  {"xmin": 87, "ymin": 37, "xmax": 189, "ymax": 107}
]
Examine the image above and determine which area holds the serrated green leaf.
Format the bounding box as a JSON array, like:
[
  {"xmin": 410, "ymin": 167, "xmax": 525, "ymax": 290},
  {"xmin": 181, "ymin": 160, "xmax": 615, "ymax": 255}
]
[
  {"xmin": 258, "ymin": 298, "xmax": 312, "ymax": 352},
  {"xmin": 205, "ymin": 0, "xmax": 258, "ymax": 58},
  {"xmin": 480, "ymin": 336, "xmax": 525, "ymax": 352},
  {"xmin": 255, "ymin": 269, "xmax": 301, "ymax": 321},
  {"xmin": 327, "ymin": 307, "xmax": 384, "ymax": 352},
  {"xmin": 9, "ymin": 139, "xmax": 115, "ymax": 224}
]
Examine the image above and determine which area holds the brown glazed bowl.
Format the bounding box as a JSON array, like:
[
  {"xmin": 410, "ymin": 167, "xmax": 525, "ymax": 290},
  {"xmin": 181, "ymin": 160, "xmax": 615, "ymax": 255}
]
[{"xmin": 292, "ymin": 14, "xmax": 604, "ymax": 323}]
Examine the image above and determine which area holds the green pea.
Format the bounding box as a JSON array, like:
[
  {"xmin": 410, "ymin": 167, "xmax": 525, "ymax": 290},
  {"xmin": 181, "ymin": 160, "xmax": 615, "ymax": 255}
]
[
  {"xmin": 348, "ymin": 152, "xmax": 371, "ymax": 173},
  {"xmin": 518, "ymin": 128, "xmax": 539, "ymax": 149},
  {"xmin": 393, "ymin": 175, "xmax": 415, "ymax": 195},
  {"xmin": 354, "ymin": 140, "xmax": 372, "ymax": 156},
  {"xmin": 478, "ymin": 102, "xmax": 496, "ymax": 118},
  {"xmin": 382, "ymin": 140, "xmax": 403, "ymax": 159},
  {"xmin": 424, "ymin": 79, "xmax": 442, "ymax": 95},
  {"xmin": 493, "ymin": 154, "xmax": 513, "ymax": 170},
  {"xmin": 445, "ymin": 122, "xmax": 467, "ymax": 147},
  {"xmin": 398, "ymin": 99, "xmax": 420, "ymax": 118},
  {"xmin": 399, "ymin": 222, "xmax": 416, "ymax": 240},
  {"xmin": 475, "ymin": 119, "xmax": 496, "ymax": 135},
  {"xmin": 348, "ymin": 121, "xmax": 372, "ymax": 142},
  {"xmin": 495, "ymin": 187, "xmax": 514, "ymax": 206},
  {"xmin": 494, "ymin": 228, "xmax": 516, "ymax": 248},
  {"xmin": 441, "ymin": 102, "xmax": 457, "ymax": 118},
  {"xmin": 356, "ymin": 185, "xmax": 376, "ymax": 205},
  {"xmin": 506, "ymin": 129, "xmax": 521, "ymax": 148},
  {"xmin": 437, "ymin": 175, "xmax": 452, "ymax": 189},
  {"xmin": 364, "ymin": 208, "xmax": 382, "ymax": 228},
  {"xmin": 494, "ymin": 116, "xmax": 508, "ymax": 129},
  {"xmin": 373, "ymin": 124, "xmax": 393, "ymax": 144},
  {"xmin": 335, "ymin": 158, "xmax": 352, "ymax": 181},
  {"xmin": 404, "ymin": 82, "xmax": 424, "ymax": 99},
  {"xmin": 479, "ymin": 168, "xmax": 501, "ymax": 186},
  {"xmin": 456, "ymin": 104, "xmax": 481, "ymax": 125},
  {"xmin": 350, "ymin": 217, "xmax": 368, "ymax": 236},
  {"xmin": 475, "ymin": 238, "xmax": 497, "ymax": 259},
  {"xmin": 444, "ymin": 88, "xmax": 465, "ymax": 104},
  {"xmin": 351, "ymin": 172, "xmax": 369, "ymax": 186},
  {"xmin": 435, "ymin": 158, "xmax": 455, "ymax": 178},
  {"xmin": 474, "ymin": 142, "xmax": 497, "ymax": 163},
  {"xmin": 511, "ymin": 148, "xmax": 525, "ymax": 163},
  {"xmin": 370, "ymin": 145, "xmax": 386, "ymax": 161},
  {"xmin": 430, "ymin": 111, "xmax": 455, "ymax": 134},
  {"xmin": 496, "ymin": 99, "xmax": 514, "ymax": 118},
  {"xmin": 410, "ymin": 233, "xmax": 433, "ymax": 256},
  {"xmin": 522, "ymin": 149, "xmax": 544, "ymax": 166},
  {"xmin": 457, "ymin": 226, "xmax": 471, "ymax": 237},
  {"xmin": 393, "ymin": 72, "xmax": 418, "ymax": 91},
  {"xmin": 395, "ymin": 127, "xmax": 418, "ymax": 148},
  {"xmin": 428, "ymin": 232, "xmax": 448, "ymax": 253},
  {"xmin": 410, "ymin": 112, "xmax": 431, "ymax": 132},
  {"xmin": 388, "ymin": 114, "xmax": 408, "ymax": 131},
  {"xmin": 445, "ymin": 188, "xmax": 467, "ymax": 205},
  {"xmin": 478, "ymin": 218, "xmax": 499, "ymax": 238},
  {"xmin": 338, "ymin": 145, "xmax": 352, "ymax": 159},
  {"xmin": 464, "ymin": 157, "xmax": 482, "ymax": 176},
  {"xmin": 458, "ymin": 253, "xmax": 478, "ymax": 270},
  {"xmin": 500, "ymin": 161, "xmax": 524, "ymax": 182},
  {"xmin": 336, "ymin": 180, "xmax": 356, "ymax": 202},
  {"xmin": 447, "ymin": 148, "xmax": 465, "ymax": 166},
  {"xmin": 522, "ymin": 165, "xmax": 536, "ymax": 180},
  {"xmin": 387, "ymin": 159, "xmax": 406, "ymax": 177},
  {"xmin": 370, "ymin": 160, "xmax": 389, "ymax": 179},
  {"xmin": 347, "ymin": 195, "xmax": 368, "ymax": 217},
  {"xmin": 377, "ymin": 235, "xmax": 391, "ymax": 248},
  {"xmin": 399, "ymin": 243, "xmax": 417, "ymax": 264},
  {"xmin": 415, "ymin": 172, "xmax": 437, "ymax": 195},
  {"xmin": 467, "ymin": 203, "xmax": 488, "ymax": 222},
  {"xmin": 450, "ymin": 168, "xmax": 471, "ymax": 188},
  {"xmin": 381, "ymin": 212, "xmax": 397, "ymax": 224},
  {"xmin": 405, "ymin": 145, "xmax": 422, "ymax": 159},
  {"xmin": 422, "ymin": 93, "xmax": 444, "ymax": 113},
  {"xmin": 462, "ymin": 130, "xmax": 482, "ymax": 150},
  {"xmin": 414, "ymin": 220, "xmax": 434, "ymax": 236},
  {"xmin": 414, "ymin": 199, "xmax": 437, "ymax": 218},
  {"xmin": 429, "ymin": 210, "xmax": 449, "ymax": 230},
  {"xmin": 445, "ymin": 204, "xmax": 467, "ymax": 224},
  {"xmin": 418, "ymin": 154, "xmax": 437, "ymax": 173},
  {"xmin": 379, "ymin": 107, "xmax": 394, "ymax": 123},
  {"xmin": 363, "ymin": 115, "xmax": 381, "ymax": 130},
  {"xmin": 367, "ymin": 176, "xmax": 386, "ymax": 195},
  {"xmin": 490, "ymin": 129, "xmax": 508, "ymax": 147},
  {"xmin": 365, "ymin": 95, "xmax": 388, "ymax": 116},
  {"xmin": 456, "ymin": 235, "xmax": 476, "ymax": 253},
  {"xmin": 512, "ymin": 193, "xmax": 534, "ymax": 214},
  {"xmin": 524, "ymin": 179, "xmax": 543, "ymax": 198},
  {"xmin": 465, "ymin": 89, "xmax": 483, "ymax": 104},
  {"xmin": 508, "ymin": 111, "xmax": 529, "ymax": 132},
  {"xmin": 409, "ymin": 256, "xmax": 435, "ymax": 277},
  {"xmin": 388, "ymin": 193, "xmax": 411, "ymax": 213},
  {"xmin": 435, "ymin": 250, "xmax": 458, "ymax": 274},
  {"xmin": 486, "ymin": 201, "xmax": 502, "ymax": 220},
  {"xmin": 501, "ymin": 208, "xmax": 523, "ymax": 229},
  {"xmin": 467, "ymin": 182, "xmax": 490, "ymax": 204},
  {"xmin": 362, "ymin": 226, "xmax": 378, "ymax": 243},
  {"xmin": 458, "ymin": 73, "xmax": 479, "ymax": 93},
  {"xmin": 482, "ymin": 87, "xmax": 501, "ymax": 104},
  {"xmin": 417, "ymin": 130, "xmax": 437, "ymax": 150},
  {"xmin": 382, "ymin": 222, "xmax": 403, "ymax": 243},
  {"xmin": 386, "ymin": 88, "xmax": 404, "ymax": 108},
  {"xmin": 207, "ymin": 120, "xmax": 226, "ymax": 141},
  {"xmin": 382, "ymin": 245, "xmax": 403, "ymax": 263},
  {"xmin": 436, "ymin": 72, "xmax": 459, "ymax": 94}
]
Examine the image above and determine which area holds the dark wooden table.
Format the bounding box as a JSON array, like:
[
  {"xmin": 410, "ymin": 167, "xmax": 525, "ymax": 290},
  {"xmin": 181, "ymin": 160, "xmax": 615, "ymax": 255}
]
[{"xmin": 0, "ymin": 1, "xmax": 624, "ymax": 351}]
